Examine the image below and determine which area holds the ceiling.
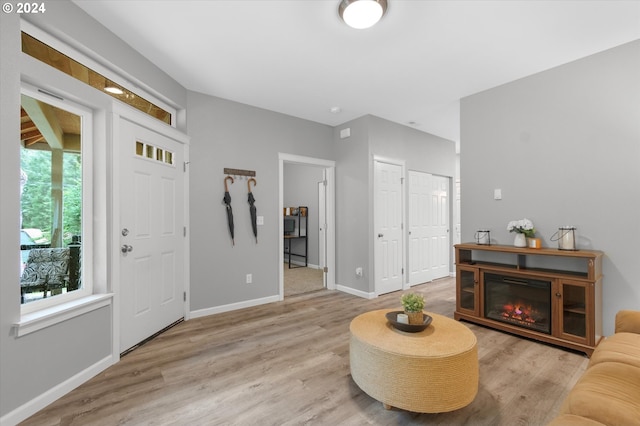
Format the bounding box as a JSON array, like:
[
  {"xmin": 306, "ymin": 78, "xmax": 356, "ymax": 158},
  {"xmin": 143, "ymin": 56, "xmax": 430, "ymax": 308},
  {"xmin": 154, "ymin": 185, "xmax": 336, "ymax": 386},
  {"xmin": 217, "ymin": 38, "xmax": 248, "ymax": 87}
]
[{"xmin": 72, "ymin": 1, "xmax": 640, "ymax": 146}]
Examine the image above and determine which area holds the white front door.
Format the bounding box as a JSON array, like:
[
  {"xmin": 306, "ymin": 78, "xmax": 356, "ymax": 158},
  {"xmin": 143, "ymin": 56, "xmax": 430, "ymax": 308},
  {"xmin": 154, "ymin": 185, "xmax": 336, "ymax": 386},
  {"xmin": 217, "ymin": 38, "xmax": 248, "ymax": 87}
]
[
  {"xmin": 374, "ymin": 160, "xmax": 403, "ymax": 295},
  {"xmin": 428, "ymin": 175, "xmax": 450, "ymax": 280},
  {"xmin": 119, "ymin": 118, "xmax": 185, "ymax": 353},
  {"xmin": 408, "ymin": 170, "xmax": 431, "ymax": 286}
]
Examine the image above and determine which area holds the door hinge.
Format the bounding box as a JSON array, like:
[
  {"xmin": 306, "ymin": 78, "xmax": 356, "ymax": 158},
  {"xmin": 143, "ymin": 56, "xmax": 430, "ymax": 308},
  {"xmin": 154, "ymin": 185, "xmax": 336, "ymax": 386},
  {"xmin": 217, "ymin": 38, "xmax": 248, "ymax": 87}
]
[
  {"xmin": 183, "ymin": 291, "xmax": 186, "ymax": 302},
  {"xmin": 402, "ymin": 268, "xmax": 405, "ymax": 275},
  {"xmin": 183, "ymin": 161, "xmax": 189, "ymax": 172},
  {"xmin": 322, "ymin": 180, "xmax": 327, "ymax": 187},
  {"xmin": 323, "ymin": 266, "xmax": 328, "ymax": 273},
  {"xmin": 401, "ymin": 177, "xmax": 404, "ymax": 184},
  {"xmin": 184, "ymin": 226, "xmax": 187, "ymax": 237}
]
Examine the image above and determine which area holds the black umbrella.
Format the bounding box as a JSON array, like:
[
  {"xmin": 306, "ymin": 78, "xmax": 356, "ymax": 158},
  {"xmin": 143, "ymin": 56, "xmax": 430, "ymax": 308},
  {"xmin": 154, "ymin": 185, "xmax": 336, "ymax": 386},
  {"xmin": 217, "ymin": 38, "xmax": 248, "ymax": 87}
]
[
  {"xmin": 223, "ymin": 176, "xmax": 235, "ymax": 246},
  {"xmin": 247, "ymin": 178, "xmax": 257, "ymax": 243}
]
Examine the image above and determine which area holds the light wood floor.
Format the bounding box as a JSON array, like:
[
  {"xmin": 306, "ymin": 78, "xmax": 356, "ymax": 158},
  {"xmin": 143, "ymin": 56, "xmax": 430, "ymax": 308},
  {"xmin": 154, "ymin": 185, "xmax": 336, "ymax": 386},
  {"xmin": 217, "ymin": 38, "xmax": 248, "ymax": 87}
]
[{"xmin": 21, "ymin": 277, "xmax": 589, "ymax": 425}]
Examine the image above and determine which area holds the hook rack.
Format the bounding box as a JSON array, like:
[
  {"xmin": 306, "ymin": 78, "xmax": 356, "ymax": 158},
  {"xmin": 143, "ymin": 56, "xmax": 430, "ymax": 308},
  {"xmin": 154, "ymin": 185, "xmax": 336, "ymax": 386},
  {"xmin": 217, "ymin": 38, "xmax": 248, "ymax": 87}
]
[{"xmin": 224, "ymin": 168, "xmax": 256, "ymax": 178}]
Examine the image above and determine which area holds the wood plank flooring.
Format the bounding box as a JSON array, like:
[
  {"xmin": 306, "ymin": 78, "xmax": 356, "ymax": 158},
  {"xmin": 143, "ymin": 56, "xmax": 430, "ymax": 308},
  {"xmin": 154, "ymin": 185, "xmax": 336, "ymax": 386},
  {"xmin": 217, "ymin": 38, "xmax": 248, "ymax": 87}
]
[{"xmin": 20, "ymin": 277, "xmax": 589, "ymax": 425}]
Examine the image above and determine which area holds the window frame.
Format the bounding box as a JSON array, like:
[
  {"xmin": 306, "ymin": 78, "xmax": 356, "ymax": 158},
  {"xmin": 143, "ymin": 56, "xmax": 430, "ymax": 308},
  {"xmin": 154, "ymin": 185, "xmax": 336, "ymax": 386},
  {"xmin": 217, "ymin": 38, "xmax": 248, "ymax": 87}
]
[{"xmin": 20, "ymin": 83, "xmax": 94, "ymax": 314}]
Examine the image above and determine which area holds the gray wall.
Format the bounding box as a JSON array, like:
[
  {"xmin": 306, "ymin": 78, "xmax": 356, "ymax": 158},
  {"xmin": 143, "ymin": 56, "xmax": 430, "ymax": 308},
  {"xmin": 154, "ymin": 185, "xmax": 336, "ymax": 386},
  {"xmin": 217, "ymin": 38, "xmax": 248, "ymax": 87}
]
[
  {"xmin": 334, "ymin": 116, "xmax": 372, "ymax": 292},
  {"xmin": 284, "ymin": 163, "xmax": 324, "ymax": 266},
  {"xmin": 460, "ymin": 40, "xmax": 640, "ymax": 335},
  {"xmin": 0, "ymin": 9, "xmax": 24, "ymax": 418},
  {"xmin": 334, "ymin": 115, "xmax": 457, "ymax": 293},
  {"xmin": 187, "ymin": 92, "xmax": 335, "ymax": 310}
]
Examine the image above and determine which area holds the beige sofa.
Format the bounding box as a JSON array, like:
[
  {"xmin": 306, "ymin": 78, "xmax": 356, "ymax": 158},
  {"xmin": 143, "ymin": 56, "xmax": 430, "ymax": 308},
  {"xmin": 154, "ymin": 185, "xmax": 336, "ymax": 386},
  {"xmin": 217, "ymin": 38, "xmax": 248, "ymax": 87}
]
[{"xmin": 548, "ymin": 310, "xmax": 640, "ymax": 426}]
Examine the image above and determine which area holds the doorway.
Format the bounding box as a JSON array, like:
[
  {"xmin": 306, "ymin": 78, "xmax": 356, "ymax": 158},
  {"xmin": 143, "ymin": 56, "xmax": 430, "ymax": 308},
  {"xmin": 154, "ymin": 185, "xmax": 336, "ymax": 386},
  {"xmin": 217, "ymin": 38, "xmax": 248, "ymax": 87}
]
[{"xmin": 278, "ymin": 154, "xmax": 335, "ymax": 300}]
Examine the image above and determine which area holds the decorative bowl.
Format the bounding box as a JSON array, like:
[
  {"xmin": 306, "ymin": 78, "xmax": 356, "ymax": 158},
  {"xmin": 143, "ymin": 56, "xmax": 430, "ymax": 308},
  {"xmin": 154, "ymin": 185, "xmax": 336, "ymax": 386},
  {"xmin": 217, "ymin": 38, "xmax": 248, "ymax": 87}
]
[{"xmin": 385, "ymin": 311, "xmax": 433, "ymax": 333}]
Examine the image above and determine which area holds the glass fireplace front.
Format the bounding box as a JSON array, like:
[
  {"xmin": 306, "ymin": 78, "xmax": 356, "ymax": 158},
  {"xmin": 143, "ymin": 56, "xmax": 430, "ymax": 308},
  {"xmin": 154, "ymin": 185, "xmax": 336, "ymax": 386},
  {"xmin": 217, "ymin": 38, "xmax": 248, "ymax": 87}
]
[{"xmin": 484, "ymin": 273, "xmax": 551, "ymax": 334}]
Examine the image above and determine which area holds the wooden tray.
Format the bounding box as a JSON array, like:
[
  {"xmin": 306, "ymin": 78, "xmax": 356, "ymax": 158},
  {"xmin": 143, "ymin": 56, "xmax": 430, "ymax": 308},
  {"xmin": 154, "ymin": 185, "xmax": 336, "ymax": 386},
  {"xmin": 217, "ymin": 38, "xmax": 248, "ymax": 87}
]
[{"xmin": 385, "ymin": 311, "xmax": 432, "ymax": 333}]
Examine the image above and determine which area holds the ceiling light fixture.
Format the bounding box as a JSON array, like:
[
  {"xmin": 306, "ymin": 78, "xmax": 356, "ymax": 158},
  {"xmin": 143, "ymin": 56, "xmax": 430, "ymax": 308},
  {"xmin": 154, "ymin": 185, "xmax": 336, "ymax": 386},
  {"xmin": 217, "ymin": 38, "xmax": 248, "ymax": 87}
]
[{"xmin": 339, "ymin": 0, "xmax": 388, "ymax": 29}]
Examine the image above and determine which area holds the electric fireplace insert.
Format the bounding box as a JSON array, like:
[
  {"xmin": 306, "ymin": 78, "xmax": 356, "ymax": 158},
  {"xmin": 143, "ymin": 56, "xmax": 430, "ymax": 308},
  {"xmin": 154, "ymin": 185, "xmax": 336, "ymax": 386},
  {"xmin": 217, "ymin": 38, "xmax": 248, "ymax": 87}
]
[{"xmin": 484, "ymin": 272, "xmax": 551, "ymax": 334}]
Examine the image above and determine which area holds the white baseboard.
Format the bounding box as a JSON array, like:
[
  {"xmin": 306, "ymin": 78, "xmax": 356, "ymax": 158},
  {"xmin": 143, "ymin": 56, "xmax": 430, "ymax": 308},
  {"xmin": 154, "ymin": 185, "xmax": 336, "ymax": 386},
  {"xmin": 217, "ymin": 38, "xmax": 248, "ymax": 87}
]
[
  {"xmin": 335, "ymin": 284, "xmax": 376, "ymax": 299},
  {"xmin": 284, "ymin": 260, "xmax": 319, "ymax": 269},
  {"xmin": 1, "ymin": 355, "xmax": 114, "ymax": 426},
  {"xmin": 189, "ymin": 294, "xmax": 280, "ymax": 319}
]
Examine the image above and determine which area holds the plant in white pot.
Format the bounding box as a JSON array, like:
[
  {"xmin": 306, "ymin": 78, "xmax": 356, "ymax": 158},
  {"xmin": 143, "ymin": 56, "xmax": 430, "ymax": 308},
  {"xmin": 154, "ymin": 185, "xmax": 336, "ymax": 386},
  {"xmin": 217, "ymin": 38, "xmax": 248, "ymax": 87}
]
[{"xmin": 401, "ymin": 293, "xmax": 425, "ymax": 325}]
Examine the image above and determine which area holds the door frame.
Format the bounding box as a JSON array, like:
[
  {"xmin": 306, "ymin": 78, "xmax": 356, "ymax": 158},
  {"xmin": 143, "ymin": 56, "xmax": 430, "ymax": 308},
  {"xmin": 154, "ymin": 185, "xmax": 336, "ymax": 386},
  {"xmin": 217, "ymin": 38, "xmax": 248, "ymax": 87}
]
[
  {"xmin": 318, "ymin": 181, "xmax": 327, "ymax": 287},
  {"xmin": 278, "ymin": 153, "xmax": 336, "ymax": 299},
  {"xmin": 373, "ymin": 156, "xmax": 406, "ymax": 295},
  {"xmin": 111, "ymin": 102, "xmax": 190, "ymax": 359}
]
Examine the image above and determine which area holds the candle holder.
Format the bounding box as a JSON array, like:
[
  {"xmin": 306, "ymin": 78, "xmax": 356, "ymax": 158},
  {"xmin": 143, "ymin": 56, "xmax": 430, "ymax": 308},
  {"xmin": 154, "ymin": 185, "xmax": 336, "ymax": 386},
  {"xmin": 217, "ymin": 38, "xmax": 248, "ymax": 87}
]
[{"xmin": 474, "ymin": 230, "xmax": 491, "ymax": 245}]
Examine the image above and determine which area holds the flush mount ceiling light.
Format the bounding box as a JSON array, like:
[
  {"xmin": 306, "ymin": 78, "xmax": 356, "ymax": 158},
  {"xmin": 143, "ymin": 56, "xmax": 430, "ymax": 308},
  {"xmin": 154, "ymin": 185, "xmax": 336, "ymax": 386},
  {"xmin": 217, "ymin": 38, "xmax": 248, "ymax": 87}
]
[{"xmin": 339, "ymin": 0, "xmax": 388, "ymax": 29}]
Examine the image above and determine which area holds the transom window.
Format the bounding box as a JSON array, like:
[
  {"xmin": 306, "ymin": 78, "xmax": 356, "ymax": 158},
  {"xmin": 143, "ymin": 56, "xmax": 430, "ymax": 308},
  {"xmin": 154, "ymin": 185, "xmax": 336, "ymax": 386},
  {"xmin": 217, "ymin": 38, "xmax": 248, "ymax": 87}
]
[{"xmin": 21, "ymin": 31, "xmax": 172, "ymax": 125}]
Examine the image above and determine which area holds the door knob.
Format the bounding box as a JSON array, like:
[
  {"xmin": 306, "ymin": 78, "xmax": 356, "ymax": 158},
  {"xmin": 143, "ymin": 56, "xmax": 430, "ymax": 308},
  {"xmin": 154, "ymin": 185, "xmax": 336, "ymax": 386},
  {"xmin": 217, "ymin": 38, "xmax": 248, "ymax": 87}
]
[
  {"xmin": 378, "ymin": 233, "xmax": 384, "ymax": 238},
  {"xmin": 121, "ymin": 244, "xmax": 133, "ymax": 253}
]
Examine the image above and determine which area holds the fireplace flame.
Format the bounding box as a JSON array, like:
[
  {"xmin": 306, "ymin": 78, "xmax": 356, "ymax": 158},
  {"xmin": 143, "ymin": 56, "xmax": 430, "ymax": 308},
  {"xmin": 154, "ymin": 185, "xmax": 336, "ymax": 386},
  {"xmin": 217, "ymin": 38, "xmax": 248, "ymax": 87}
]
[{"xmin": 501, "ymin": 303, "xmax": 538, "ymax": 324}]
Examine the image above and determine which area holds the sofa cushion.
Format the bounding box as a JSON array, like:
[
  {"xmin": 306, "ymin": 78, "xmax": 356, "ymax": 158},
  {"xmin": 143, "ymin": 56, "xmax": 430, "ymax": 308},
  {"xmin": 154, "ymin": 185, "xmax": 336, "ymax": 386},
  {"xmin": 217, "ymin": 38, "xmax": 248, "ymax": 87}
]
[
  {"xmin": 589, "ymin": 332, "xmax": 640, "ymax": 369},
  {"xmin": 559, "ymin": 361, "xmax": 640, "ymax": 425},
  {"xmin": 546, "ymin": 414, "xmax": 606, "ymax": 426}
]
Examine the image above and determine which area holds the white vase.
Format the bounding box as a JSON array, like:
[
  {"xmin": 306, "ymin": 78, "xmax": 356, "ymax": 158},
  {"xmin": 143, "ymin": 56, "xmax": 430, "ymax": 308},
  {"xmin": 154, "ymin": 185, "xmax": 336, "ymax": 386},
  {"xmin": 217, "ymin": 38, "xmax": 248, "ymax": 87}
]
[{"xmin": 514, "ymin": 233, "xmax": 527, "ymax": 247}]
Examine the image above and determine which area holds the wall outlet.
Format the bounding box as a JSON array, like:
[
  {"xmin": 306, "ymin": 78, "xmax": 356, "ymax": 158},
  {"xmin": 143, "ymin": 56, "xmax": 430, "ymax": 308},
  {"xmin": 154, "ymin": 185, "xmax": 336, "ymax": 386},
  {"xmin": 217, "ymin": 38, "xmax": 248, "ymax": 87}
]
[
  {"xmin": 355, "ymin": 267, "xmax": 363, "ymax": 277},
  {"xmin": 246, "ymin": 274, "xmax": 252, "ymax": 284}
]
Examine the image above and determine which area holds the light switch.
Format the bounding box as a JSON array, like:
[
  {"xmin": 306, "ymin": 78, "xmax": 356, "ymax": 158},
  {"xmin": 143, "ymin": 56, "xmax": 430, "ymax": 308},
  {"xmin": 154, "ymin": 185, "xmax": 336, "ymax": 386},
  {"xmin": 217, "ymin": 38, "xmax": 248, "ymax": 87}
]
[
  {"xmin": 494, "ymin": 189, "xmax": 502, "ymax": 200},
  {"xmin": 257, "ymin": 216, "xmax": 264, "ymax": 225}
]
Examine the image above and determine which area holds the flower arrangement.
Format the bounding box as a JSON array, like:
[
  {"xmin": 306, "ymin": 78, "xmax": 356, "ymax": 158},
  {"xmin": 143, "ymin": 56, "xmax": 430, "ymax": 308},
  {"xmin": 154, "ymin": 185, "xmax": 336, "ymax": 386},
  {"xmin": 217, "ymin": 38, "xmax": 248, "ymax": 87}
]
[
  {"xmin": 507, "ymin": 218, "xmax": 536, "ymax": 238},
  {"xmin": 400, "ymin": 293, "xmax": 425, "ymax": 313}
]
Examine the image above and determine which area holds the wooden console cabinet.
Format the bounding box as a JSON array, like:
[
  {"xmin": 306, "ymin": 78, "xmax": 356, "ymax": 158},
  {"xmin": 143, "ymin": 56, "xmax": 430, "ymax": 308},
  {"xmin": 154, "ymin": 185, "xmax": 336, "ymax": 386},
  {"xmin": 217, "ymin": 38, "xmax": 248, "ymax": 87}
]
[{"xmin": 454, "ymin": 243, "xmax": 603, "ymax": 356}]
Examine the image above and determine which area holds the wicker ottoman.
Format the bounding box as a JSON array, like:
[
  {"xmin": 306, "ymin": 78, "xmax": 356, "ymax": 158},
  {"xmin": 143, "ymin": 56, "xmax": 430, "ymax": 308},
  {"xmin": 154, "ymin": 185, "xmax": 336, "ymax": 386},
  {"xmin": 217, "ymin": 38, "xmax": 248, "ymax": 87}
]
[{"xmin": 350, "ymin": 309, "xmax": 478, "ymax": 413}]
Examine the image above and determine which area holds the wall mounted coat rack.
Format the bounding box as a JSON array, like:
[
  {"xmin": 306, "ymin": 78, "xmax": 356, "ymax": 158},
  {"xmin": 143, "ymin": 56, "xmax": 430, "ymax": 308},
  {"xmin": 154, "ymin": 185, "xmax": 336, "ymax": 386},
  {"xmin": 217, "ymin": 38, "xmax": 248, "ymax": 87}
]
[{"xmin": 224, "ymin": 168, "xmax": 256, "ymax": 178}]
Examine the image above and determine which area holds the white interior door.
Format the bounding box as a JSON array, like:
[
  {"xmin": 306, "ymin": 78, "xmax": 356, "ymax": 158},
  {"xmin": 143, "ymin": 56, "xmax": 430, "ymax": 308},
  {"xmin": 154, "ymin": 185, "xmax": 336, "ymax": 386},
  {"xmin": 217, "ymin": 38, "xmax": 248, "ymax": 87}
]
[
  {"xmin": 408, "ymin": 171, "xmax": 432, "ymax": 286},
  {"xmin": 119, "ymin": 118, "xmax": 185, "ymax": 353},
  {"xmin": 429, "ymin": 175, "xmax": 450, "ymax": 280},
  {"xmin": 374, "ymin": 160, "xmax": 403, "ymax": 295}
]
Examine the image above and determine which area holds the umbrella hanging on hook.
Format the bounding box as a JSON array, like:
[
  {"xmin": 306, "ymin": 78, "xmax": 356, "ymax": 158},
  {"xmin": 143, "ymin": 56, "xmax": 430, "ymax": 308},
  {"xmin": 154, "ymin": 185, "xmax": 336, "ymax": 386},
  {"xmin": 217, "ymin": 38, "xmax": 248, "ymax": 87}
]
[
  {"xmin": 223, "ymin": 176, "xmax": 235, "ymax": 246},
  {"xmin": 247, "ymin": 178, "xmax": 258, "ymax": 243}
]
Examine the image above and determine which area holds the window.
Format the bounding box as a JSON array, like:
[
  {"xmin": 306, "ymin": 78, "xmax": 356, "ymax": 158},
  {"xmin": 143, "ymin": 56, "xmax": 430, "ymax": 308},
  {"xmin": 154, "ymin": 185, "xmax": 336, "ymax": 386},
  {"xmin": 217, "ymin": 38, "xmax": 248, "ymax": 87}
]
[
  {"xmin": 20, "ymin": 89, "xmax": 93, "ymax": 313},
  {"xmin": 21, "ymin": 31, "xmax": 173, "ymax": 126}
]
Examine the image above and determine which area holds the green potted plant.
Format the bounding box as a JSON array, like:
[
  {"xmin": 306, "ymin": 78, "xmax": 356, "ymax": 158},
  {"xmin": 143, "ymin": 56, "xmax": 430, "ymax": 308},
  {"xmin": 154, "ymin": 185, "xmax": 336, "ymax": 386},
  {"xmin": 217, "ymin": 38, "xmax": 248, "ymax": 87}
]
[{"xmin": 401, "ymin": 293, "xmax": 425, "ymax": 325}]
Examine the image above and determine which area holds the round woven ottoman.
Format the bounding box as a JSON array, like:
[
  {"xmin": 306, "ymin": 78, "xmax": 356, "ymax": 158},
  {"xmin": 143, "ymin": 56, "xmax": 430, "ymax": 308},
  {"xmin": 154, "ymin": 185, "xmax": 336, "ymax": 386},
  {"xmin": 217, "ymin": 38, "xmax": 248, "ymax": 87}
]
[{"xmin": 349, "ymin": 309, "xmax": 478, "ymax": 413}]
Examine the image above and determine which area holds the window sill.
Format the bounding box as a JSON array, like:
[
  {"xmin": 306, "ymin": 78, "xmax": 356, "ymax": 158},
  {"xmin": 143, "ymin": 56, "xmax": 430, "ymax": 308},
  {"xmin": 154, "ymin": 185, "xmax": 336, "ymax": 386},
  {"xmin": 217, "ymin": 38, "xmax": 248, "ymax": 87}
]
[{"xmin": 14, "ymin": 293, "xmax": 113, "ymax": 337}]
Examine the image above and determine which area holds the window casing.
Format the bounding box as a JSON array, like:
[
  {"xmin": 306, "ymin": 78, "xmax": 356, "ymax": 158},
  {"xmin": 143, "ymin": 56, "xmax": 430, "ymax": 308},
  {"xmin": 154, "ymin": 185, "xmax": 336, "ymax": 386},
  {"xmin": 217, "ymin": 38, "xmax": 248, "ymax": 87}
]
[{"xmin": 20, "ymin": 85, "xmax": 93, "ymax": 315}]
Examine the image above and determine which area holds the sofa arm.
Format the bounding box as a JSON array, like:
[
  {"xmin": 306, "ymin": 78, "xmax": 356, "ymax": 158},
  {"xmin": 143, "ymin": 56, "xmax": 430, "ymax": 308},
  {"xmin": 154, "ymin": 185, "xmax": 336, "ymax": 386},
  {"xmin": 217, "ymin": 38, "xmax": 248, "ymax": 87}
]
[{"xmin": 615, "ymin": 310, "xmax": 640, "ymax": 334}]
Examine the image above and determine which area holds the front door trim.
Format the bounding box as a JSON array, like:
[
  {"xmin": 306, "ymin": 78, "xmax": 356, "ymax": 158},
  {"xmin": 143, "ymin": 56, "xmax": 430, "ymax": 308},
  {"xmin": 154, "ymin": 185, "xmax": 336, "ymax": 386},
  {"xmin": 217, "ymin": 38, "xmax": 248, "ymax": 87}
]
[{"xmin": 111, "ymin": 102, "xmax": 189, "ymax": 360}]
